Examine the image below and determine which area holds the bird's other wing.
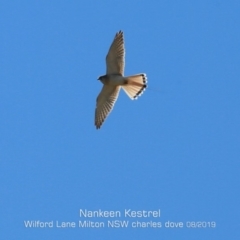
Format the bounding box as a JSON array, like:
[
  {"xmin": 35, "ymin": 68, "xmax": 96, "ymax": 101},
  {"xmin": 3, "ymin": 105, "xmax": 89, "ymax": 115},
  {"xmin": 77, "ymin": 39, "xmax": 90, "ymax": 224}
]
[
  {"xmin": 106, "ymin": 31, "xmax": 125, "ymax": 75},
  {"xmin": 95, "ymin": 85, "xmax": 120, "ymax": 129}
]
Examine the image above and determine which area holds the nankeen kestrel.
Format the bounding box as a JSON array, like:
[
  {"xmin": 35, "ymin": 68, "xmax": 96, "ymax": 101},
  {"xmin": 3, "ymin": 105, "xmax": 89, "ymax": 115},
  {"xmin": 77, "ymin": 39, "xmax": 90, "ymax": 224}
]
[{"xmin": 95, "ymin": 31, "xmax": 147, "ymax": 129}]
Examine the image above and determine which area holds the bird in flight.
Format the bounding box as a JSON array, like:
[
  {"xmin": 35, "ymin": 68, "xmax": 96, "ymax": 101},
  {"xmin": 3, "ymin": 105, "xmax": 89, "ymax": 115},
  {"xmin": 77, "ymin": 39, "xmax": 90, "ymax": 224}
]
[{"xmin": 95, "ymin": 31, "xmax": 147, "ymax": 129}]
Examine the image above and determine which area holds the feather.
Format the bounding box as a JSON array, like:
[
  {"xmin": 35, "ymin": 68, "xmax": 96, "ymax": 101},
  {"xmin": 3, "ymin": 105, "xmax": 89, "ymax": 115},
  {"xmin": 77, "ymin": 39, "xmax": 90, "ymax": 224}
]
[{"xmin": 122, "ymin": 74, "xmax": 147, "ymax": 99}]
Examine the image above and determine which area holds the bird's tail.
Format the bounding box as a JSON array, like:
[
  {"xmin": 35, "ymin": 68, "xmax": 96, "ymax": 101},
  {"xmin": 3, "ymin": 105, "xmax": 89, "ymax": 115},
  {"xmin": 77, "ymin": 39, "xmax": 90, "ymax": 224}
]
[{"xmin": 122, "ymin": 74, "xmax": 147, "ymax": 100}]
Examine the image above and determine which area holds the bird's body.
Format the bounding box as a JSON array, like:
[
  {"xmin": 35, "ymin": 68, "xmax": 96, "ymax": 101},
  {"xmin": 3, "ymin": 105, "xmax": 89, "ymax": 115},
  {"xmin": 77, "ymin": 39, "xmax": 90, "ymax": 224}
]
[
  {"xmin": 98, "ymin": 74, "xmax": 126, "ymax": 86},
  {"xmin": 95, "ymin": 31, "xmax": 147, "ymax": 129}
]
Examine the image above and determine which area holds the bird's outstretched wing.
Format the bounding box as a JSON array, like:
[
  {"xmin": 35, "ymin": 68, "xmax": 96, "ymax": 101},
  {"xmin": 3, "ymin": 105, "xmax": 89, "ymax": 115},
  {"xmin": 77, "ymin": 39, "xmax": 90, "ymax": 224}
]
[
  {"xmin": 106, "ymin": 31, "xmax": 125, "ymax": 75},
  {"xmin": 95, "ymin": 85, "xmax": 120, "ymax": 129}
]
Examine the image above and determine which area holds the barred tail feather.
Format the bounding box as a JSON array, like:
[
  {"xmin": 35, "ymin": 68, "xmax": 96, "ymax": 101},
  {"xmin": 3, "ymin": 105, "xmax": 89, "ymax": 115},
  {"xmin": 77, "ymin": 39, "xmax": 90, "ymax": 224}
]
[{"xmin": 122, "ymin": 74, "xmax": 147, "ymax": 100}]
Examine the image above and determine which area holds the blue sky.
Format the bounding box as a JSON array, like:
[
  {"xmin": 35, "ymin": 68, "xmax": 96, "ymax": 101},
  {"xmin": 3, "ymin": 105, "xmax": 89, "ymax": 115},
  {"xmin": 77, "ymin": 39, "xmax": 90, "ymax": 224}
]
[{"xmin": 1, "ymin": 0, "xmax": 240, "ymax": 239}]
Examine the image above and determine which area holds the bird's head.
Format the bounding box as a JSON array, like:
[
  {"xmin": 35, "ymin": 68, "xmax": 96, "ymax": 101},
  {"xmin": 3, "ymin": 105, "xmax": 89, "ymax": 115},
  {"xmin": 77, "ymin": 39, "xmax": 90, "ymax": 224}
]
[
  {"xmin": 98, "ymin": 75, "xmax": 105, "ymax": 81},
  {"xmin": 98, "ymin": 75, "xmax": 108, "ymax": 83}
]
